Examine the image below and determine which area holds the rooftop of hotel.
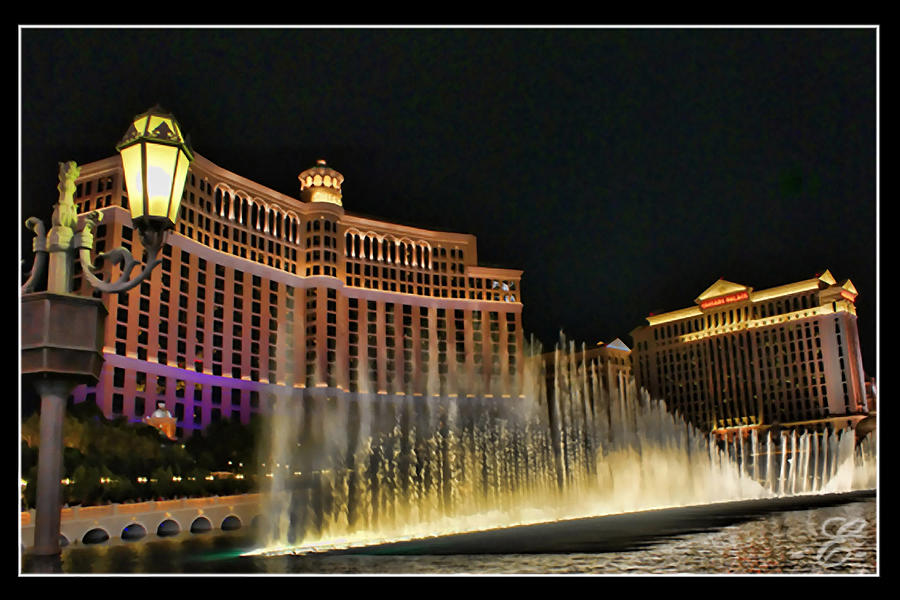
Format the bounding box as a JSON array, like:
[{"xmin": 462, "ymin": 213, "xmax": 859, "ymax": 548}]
[{"xmin": 637, "ymin": 269, "xmax": 858, "ymax": 328}]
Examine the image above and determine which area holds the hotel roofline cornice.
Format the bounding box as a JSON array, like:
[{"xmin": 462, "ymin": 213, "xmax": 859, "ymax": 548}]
[
  {"xmin": 748, "ymin": 279, "xmax": 822, "ymax": 302},
  {"xmin": 74, "ymin": 153, "xmax": 307, "ymax": 212},
  {"xmin": 73, "ymin": 155, "xmax": 121, "ymax": 177},
  {"xmin": 193, "ymin": 153, "xmax": 302, "ymax": 207},
  {"xmin": 341, "ymin": 212, "xmax": 477, "ymax": 245},
  {"xmin": 192, "ymin": 153, "xmax": 491, "ymax": 246},
  {"xmin": 645, "ymin": 306, "xmax": 703, "ymax": 326},
  {"xmin": 642, "ymin": 278, "xmax": 828, "ymax": 327},
  {"xmin": 77, "ymin": 153, "xmax": 493, "ymax": 248},
  {"xmin": 467, "ymin": 265, "xmax": 524, "ymax": 278}
]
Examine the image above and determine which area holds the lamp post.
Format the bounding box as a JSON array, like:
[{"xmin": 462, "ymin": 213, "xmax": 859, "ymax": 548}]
[{"xmin": 21, "ymin": 106, "xmax": 192, "ymax": 567}]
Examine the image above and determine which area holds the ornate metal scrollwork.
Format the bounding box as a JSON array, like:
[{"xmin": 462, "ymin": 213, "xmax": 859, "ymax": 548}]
[
  {"xmin": 21, "ymin": 217, "xmax": 48, "ymax": 294},
  {"xmin": 76, "ymin": 211, "xmax": 165, "ymax": 294},
  {"xmin": 22, "ymin": 158, "xmax": 169, "ymax": 296}
]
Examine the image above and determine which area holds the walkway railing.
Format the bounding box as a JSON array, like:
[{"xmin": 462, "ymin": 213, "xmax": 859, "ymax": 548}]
[{"xmin": 21, "ymin": 493, "xmax": 261, "ymax": 526}]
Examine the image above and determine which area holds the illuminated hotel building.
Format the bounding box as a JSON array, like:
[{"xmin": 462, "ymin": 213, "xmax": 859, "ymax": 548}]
[
  {"xmin": 629, "ymin": 272, "xmax": 869, "ymax": 435},
  {"xmin": 542, "ymin": 338, "xmax": 633, "ymax": 402},
  {"xmin": 66, "ymin": 154, "xmax": 524, "ymax": 438}
]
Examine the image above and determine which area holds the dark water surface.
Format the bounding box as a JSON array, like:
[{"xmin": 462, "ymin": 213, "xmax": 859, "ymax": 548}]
[{"xmin": 24, "ymin": 497, "xmax": 876, "ymax": 575}]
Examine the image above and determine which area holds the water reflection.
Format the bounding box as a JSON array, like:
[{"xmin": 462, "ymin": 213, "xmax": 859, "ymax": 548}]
[{"xmin": 29, "ymin": 498, "xmax": 874, "ymax": 575}]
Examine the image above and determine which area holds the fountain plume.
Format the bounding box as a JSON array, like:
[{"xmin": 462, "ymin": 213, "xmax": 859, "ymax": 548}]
[{"xmin": 254, "ymin": 333, "xmax": 876, "ymax": 556}]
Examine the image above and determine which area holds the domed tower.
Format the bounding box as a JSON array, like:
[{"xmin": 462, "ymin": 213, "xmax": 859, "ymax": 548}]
[{"xmin": 298, "ymin": 159, "xmax": 344, "ymax": 206}]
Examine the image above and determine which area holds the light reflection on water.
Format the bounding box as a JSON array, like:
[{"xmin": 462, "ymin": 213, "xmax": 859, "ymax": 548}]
[{"xmin": 40, "ymin": 498, "xmax": 875, "ymax": 575}]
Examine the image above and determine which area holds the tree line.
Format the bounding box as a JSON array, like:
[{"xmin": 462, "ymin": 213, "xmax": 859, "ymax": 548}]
[{"xmin": 21, "ymin": 400, "xmax": 263, "ymax": 509}]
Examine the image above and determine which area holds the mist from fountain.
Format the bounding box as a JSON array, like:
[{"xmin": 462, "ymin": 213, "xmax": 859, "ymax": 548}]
[{"xmin": 251, "ymin": 334, "xmax": 876, "ymax": 556}]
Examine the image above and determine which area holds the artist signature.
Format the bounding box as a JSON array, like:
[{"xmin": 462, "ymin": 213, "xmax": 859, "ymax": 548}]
[{"xmin": 790, "ymin": 517, "xmax": 868, "ymax": 568}]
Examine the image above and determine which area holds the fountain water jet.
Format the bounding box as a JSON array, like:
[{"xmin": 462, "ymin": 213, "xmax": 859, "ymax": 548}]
[{"xmin": 251, "ymin": 335, "xmax": 875, "ymax": 556}]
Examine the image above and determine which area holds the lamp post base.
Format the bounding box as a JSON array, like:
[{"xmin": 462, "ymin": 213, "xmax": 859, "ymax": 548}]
[
  {"xmin": 31, "ymin": 379, "xmax": 78, "ymax": 559},
  {"xmin": 21, "ymin": 292, "xmax": 107, "ymax": 558},
  {"xmin": 22, "ymin": 551, "xmax": 63, "ymax": 574}
]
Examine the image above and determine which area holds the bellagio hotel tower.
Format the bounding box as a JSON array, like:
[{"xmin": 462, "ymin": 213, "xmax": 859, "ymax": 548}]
[{"xmin": 66, "ymin": 154, "xmax": 524, "ymax": 439}]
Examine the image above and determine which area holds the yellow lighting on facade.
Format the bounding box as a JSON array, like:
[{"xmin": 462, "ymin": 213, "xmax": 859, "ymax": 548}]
[
  {"xmin": 646, "ymin": 306, "xmax": 702, "ymax": 326},
  {"xmin": 632, "ymin": 269, "xmax": 869, "ymax": 434},
  {"xmin": 750, "ymin": 280, "xmax": 820, "ymax": 302},
  {"xmin": 298, "ymin": 159, "xmax": 344, "ymax": 206}
]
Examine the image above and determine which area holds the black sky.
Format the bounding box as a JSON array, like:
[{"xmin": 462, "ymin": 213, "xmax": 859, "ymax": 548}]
[{"xmin": 19, "ymin": 27, "xmax": 878, "ymax": 376}]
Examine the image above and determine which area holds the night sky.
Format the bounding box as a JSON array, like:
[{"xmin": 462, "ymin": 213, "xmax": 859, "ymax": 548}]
[{"xmin": 20, "ymin": 27, "xmax": 878, "ymax": 376}]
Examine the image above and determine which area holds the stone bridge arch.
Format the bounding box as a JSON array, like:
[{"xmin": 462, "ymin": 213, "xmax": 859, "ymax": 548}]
[
  {"xmin": 190, "ymin": 516, "xmax": 213, "ymax": 533},
  {"xmin": 156, "ymin": 518, "xmax": 182, "ymax": 537},
  {"xmin": 22, "ymin": 494, "xmax": 262, "ymax": 549},
  {"xmin": 82, "ymin": 527, "xmax": 110, "ymax": 545}
]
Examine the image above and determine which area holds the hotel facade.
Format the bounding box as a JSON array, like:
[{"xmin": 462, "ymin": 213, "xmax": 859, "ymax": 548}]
[
  {"xmin": 629, "ymin": 272, "xmax": 869, "ymax": 436},
  {"xmin": 67, "ymin": 154, "xmax": 524, "ymax": 439},
  {"xmin": 542, "ymin": 338, "xmax": 633, "ymax": 404}
]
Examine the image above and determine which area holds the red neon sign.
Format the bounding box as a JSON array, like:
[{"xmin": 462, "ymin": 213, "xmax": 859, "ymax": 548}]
[
  {"xmin": 700, "ymin": 291, "xmax": 749, "ymax": 310},
  {"xmin": 840, "ymin": 290, "xmax": 856, "ymax": 302}
]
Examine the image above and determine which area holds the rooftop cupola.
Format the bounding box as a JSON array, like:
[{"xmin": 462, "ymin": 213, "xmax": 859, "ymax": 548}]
[{"xmin": 299, "ymin": 159, "xmax": 344, "ymax": 206}]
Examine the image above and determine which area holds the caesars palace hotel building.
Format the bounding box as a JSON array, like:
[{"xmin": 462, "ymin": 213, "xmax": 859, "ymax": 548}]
[
  {"xmin": 630, "ymin": 273, "xmax": 870, "ymax": 435},
  {"xmin": 67, "ymin": 154, "xmax": 524, "ymax": 439}
]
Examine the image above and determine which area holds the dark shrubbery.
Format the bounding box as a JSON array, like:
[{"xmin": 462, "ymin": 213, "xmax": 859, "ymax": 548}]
[{"xmin": 20, "ymin": 402, "xmax": 262, "ymax": 508}]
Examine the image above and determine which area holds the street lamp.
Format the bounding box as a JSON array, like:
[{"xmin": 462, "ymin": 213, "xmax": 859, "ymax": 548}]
[{"xmin": 21, "ymin": 106, "xmax": 192, "ymax": 566}]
